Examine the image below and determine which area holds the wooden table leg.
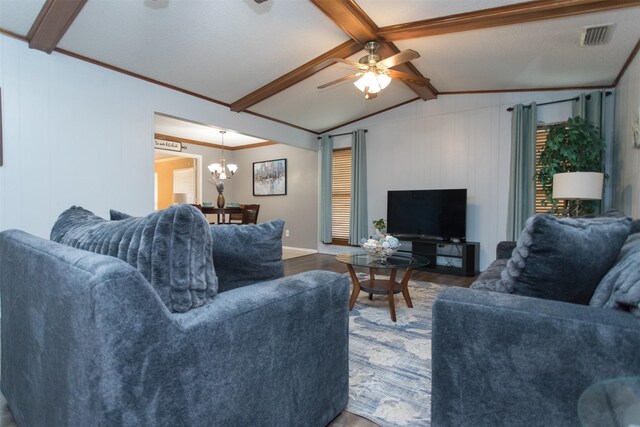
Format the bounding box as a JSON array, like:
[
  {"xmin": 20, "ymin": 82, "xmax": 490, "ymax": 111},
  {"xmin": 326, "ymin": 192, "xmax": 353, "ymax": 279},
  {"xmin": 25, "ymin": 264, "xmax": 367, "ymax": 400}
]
[
  {"xmin": 346, "ymin": 264, "xmax": 361, "ymax": 310},
  {"xmin": 368, "ymin": 267, "xmax": 375, "ymax": 299},
  {"xmin": 388, "ymin": 269, "xmax": 397, "ymax": 322},
  {"xmin": 400, "ymin": 267, "xmax": 414, "ymax": 308}
]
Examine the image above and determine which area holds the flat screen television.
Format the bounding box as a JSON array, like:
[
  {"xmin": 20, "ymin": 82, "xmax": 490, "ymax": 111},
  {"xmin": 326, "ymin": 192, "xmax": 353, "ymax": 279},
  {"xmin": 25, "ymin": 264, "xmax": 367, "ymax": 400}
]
[{"xmin": 386, "ymin": 189, "xmax": 467, "ymax": 240}]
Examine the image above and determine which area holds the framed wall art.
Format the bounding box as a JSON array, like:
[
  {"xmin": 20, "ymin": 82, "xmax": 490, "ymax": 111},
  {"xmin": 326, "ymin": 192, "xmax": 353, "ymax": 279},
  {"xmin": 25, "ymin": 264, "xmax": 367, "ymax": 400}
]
[{"xmin": 253, "ymin": 158, "xmax": 287, "ymax": 196}]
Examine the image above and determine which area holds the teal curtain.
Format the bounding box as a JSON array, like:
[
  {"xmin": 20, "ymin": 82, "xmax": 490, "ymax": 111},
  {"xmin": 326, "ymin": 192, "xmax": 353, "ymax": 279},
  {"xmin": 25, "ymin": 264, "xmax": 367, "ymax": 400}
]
[
  {"xmin": 506, "ymin": 103, "xmax": 537, "ymax": 240},
  {"xmin": 319, "ymin": 135, "xmax": 333, "ymax": 244},
  {"xmin": 349, "ymin": 129, "xmax": 368, "ymax": 245},
  {"xmin": 572, "ymin": 90, "xmax": 614, "ymax": 210}
]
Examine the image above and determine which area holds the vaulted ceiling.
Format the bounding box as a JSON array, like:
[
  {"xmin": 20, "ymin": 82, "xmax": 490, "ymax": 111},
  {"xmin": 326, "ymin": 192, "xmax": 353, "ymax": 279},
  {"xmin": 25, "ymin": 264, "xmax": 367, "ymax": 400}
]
[{"xmin": 1, "ymin": 0, "xmax": 639, "ymax": 134}]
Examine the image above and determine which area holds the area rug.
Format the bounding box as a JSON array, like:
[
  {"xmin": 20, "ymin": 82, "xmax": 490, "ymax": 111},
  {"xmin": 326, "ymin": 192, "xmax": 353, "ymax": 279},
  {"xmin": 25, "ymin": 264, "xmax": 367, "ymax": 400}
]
[{"xmin": 346, "ymin": 275, "xmax": 445, "ymax": 427}]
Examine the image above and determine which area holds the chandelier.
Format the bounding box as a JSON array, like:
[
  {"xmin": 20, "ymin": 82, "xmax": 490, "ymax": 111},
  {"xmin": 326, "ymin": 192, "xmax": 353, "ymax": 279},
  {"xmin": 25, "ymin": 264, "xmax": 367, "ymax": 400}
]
[{"xmin": 208, "ymin": 130, "xmax": 237, "ymax": 180}]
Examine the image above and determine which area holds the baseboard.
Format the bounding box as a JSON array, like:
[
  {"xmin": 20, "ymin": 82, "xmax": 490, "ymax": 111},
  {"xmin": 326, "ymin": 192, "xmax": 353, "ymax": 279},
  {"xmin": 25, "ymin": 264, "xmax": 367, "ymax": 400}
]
[{"xmin": 282, "ymin": 246, "xmax": 318, "ymax": 254}]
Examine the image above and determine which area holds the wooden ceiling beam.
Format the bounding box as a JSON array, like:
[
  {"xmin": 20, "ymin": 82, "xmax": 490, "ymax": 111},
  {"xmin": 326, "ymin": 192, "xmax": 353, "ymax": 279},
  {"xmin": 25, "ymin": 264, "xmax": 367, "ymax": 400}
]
[
  {"xmin": 377, "ymin": 43, "xmax": 437, "ymax": 100},
  {"xmin": 310, "ymin": 0, "xmax": 379, "ymax": 45},
  {"xmin": 27, "ymin": 0, "xmax": 87, "ymax": 54},
  {"xmin": 378, "ymin": 0, "xmax": 640, "ymax": 41},
  {"xmin": 230, "ymin": 40, "xmax": 361, "ymax": 112}
]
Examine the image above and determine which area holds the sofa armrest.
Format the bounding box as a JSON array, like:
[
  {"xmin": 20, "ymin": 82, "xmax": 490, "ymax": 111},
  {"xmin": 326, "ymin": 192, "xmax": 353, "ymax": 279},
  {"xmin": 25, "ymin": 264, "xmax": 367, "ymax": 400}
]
[
  {"xmin": 432, "ymin": 287, "xmax": 640, "ymax": 427},
  {"xmin": 94, "ymin": 270, "xmax": 350, "ymax": 426},
  {"xmin": 496, "ymin": 240, "xmax": 516, "ymax": 259}
]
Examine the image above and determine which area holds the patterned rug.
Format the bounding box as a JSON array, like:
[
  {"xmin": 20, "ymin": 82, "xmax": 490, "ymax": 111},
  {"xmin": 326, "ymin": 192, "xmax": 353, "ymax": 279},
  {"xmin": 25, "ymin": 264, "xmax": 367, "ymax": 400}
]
[{"xmin": 346, "ymin": 275, "xmax": 445, "ymax": 427}]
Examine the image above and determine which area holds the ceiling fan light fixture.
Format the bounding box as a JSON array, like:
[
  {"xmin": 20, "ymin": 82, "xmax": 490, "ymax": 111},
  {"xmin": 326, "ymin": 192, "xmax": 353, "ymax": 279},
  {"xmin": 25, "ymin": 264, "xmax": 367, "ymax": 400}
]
[
  {"xmin": 377, "ymin": 73, "xmax": 391, "ymax": 90},
  {"xmin": 354, "ymin": 70, "xmax": 392, "ymax": 98},
  {"xmin": 355, "ymin": 71, "xmax": 382, "ymax": 93}
]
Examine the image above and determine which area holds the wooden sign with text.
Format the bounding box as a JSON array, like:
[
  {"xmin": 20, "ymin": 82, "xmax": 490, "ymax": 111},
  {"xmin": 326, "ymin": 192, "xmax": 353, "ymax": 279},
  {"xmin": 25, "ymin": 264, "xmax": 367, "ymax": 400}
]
[{"xmin": 154, "ymin": 139, "xmax": 182, "ymax": 152}]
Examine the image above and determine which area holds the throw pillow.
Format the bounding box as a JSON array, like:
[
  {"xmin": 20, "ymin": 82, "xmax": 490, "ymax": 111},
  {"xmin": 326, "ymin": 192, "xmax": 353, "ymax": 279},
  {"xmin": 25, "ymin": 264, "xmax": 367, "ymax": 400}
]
[
  {"xmin": 590, "ymin": 219, "xmax": 640, "ymax": 317},
  {"xmin": 497, "ymin": 214, "xmax": 631, "ymax": 304},
  {"xmin": 109, "ymin": 209, "xmax": 131, "ymax": 220},
  {"xmin": 210, "ymin": 220, "xmax": 285, "ymax": 293},
  {"xmin": 51, "ymin": 205, "xmax": 218, "ymax": 312}
]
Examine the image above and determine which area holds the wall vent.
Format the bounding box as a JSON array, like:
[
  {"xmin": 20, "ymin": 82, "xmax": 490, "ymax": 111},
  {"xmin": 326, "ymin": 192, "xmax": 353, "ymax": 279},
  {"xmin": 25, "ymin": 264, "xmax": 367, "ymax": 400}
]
[{"xmin": 579, "ymin": 24, "xmax": 612, "ymax": 47}]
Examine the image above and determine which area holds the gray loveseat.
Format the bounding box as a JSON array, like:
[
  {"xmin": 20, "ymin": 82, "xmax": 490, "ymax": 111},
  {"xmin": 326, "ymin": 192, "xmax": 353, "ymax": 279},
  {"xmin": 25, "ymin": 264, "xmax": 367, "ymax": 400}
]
[
  {"xmin": 432, "ymin": 214, "xmax": 640, "ymax": 426},
  {"xmin": 0, "ymin": 205, "xmax": 350, "ymax": 426}
]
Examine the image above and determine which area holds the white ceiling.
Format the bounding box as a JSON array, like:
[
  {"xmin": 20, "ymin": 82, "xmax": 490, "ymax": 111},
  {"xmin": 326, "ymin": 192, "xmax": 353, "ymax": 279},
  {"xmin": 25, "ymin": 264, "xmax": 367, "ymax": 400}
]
[
  {"xmin": 357, "ymin": 0, "xmax": 527, "ymax": 26},
  {"xmin": 1, "ymin": 0, "xmax": 639, "ymax": 134},
  {"xmin": 57, "ymin": 0, "xmax": 348, "ymax": 103},
  {"xmin": 155, "ymin": 114, "xmax": 268, "ymax": 147}
]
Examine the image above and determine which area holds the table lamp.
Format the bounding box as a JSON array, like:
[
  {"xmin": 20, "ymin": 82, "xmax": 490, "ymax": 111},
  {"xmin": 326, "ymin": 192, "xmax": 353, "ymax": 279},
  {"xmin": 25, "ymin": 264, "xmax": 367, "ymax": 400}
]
[
  {"xmin": 552, "ymin": 172, "xmax": 604, "ymax": 217},
  {"xmin": 172, "ymin": 192, "xmax": 188, "ymax": 205}
]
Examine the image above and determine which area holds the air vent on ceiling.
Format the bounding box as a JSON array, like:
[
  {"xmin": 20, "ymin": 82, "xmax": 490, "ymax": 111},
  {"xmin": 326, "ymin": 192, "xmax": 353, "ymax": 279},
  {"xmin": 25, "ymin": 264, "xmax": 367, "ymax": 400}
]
[{"xmin": 579, "ymin": 24, "xmax": 613, "ymax": 47}]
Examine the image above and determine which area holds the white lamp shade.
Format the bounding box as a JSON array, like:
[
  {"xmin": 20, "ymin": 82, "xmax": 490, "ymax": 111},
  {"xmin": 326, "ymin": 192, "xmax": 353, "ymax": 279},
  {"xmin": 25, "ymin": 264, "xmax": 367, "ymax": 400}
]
[
  {"xmin": 552, "ymin": 172, "xmax": 604, "ymax": 200},
  {"xmin": 173, "ymin": 192, "xmax": 188, "ymax": 204},
  {"xmin": 354, "ymin": 71, "xmax": 381, "ymax": 93},
  {"xmin": 208, "ymin": 163, "xmax": 222, "ymax": 174},
  {"xmin": 377, "ymin": 73, "xmax": 391, "ymax": 90},
  {"xmin": 227, "ymin": 164, "xmax": 238, "ymax": 174}
]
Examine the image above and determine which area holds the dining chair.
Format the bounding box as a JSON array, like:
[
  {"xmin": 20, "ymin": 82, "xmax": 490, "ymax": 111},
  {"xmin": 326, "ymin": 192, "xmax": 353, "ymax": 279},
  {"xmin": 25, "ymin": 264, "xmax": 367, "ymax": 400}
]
[
  {"xmin": 228, "ymin": 205, "xmax": 244, "ymax": 224},
  {"xmin": 241, "ymin": 204, "xmax": 260, "ymax": 224}
]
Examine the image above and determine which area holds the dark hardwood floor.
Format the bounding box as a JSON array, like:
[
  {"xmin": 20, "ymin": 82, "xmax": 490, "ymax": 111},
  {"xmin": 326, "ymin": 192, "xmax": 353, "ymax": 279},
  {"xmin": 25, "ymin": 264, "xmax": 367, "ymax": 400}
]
[
  {"xmin": 283, "ymin": 253, "xmax": 477, "ymax": 427},
  {"xmin": 284, "ymin": 253, "xmax": 476, "ymax": 288}
]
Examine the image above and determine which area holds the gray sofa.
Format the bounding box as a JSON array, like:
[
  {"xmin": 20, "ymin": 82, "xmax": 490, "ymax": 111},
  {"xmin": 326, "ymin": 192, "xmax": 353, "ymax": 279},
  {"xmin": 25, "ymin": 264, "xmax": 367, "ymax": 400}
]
[
  {"xmin": 431, "ymin": 215, "xmax": 640, "ymax": 426},
  {"xmin": 0, "ymin": 207, "xmax": 350, "ymax": 426}
]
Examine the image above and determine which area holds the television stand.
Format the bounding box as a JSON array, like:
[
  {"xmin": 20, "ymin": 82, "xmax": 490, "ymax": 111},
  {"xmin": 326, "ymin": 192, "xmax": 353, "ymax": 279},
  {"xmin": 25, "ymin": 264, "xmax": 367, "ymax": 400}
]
[{"xmin": 403, "ymin": 239, "xmax": 479, "ymax": 277}]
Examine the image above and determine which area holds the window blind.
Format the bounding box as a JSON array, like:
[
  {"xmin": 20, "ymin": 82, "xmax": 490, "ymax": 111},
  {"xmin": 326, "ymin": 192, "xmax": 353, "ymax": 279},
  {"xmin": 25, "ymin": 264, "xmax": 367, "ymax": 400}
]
[
  {"xmin": 535, "ymin": 126, "xmax": 565, "ymax": 214},
  {"xmin": 332, "ymin": 148, "xmax": 351, "ymax": 243}
]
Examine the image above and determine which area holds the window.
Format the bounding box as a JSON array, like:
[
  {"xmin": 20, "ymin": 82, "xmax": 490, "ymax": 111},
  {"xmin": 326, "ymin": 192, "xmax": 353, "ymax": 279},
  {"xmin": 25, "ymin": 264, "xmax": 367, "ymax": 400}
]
[
  {"xmin": 535, "ymin": 124, "xmax": 566, "ymax": 214},
  {"xmin": 331, "ymin": 148, "xmax": 351, "ymax": 244}
]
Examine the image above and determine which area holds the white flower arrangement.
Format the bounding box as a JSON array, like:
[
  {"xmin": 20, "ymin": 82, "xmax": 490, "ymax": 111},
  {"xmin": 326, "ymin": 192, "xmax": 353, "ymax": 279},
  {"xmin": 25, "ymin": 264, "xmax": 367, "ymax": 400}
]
[{"xmin": 361, "ymin": 231, "xmax": 401, "ymax": 261}]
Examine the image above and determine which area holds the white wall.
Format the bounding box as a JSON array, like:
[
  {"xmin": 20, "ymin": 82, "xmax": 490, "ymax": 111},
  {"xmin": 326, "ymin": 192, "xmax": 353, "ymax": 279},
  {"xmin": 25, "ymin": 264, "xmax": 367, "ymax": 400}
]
[
  {"xmin": 319, "ymin": 89, "xmax": 589, "ymax": 270},
  {"xmin": 0, "ymin": 35, "xmax": 316, "ymax": 238},
  {"xmin": 228, "ymin": 143, "xmax": 319, "ymax": 249},
  {"xmin": 613, "ymin": 53, "xmax": 640, "ymax": 217}
]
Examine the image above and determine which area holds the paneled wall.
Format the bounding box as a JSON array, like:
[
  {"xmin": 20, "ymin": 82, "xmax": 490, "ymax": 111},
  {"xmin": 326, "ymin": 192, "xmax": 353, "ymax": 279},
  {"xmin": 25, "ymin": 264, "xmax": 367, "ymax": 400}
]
[
  {"xmin": 0, "ymin": 35, "xmax": 316, "ymax": 238},
  {"xmin": 319, "ymin": 90, "xmax": 589, "ymax": 270},
  {"xmin": 613, "ymin": 53, "xmax": 640, "ymax": 217}
]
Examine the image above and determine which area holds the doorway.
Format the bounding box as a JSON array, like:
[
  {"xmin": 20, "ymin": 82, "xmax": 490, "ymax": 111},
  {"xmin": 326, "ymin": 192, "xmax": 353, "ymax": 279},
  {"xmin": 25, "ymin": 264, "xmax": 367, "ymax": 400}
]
[{"xmin": 154, "ymin": 150, "xmax": 203, "ymax": 210}]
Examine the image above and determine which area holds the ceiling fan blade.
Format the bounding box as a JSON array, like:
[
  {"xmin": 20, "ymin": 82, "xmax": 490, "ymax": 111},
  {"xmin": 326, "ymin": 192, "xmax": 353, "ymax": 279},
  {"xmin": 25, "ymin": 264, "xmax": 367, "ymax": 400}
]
[
  {"xmin": 333, "ymin": 58, "xmax": 366, "ymax": 68},
  {"xmin": 387, "ymin": 70, "xmax": 429, "ymax": 86},
  {"xmin": 377, "ymin": 49, "xmax": 420, "ymax": 69},
  {"xmin": 317, "ymin": 73, "xmax": 360, "ymax": 89},
  {"xmin": 317, "ymin": 57, "xmax": 366, "ymax": 70}
]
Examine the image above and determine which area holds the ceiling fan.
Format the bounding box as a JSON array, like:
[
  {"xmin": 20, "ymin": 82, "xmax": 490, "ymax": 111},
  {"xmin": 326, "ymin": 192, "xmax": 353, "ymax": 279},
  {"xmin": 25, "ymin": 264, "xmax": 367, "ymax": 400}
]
[{"xmin": 317, "ymin": 41, "xmax": 429, "ymax": 100}]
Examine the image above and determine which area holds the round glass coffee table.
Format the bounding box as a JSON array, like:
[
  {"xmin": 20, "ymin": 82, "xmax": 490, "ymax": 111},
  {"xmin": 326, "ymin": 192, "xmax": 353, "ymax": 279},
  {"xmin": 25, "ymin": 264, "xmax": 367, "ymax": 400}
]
[{"xmin": 335, "ymin": 252, "xmax": 429, "ymax": 322}]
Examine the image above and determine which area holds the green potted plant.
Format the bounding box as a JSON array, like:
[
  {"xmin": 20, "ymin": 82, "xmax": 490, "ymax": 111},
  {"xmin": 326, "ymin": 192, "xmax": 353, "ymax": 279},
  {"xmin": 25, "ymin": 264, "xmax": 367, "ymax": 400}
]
[
  {"xmin": 372, "ymin": 218, "xmax": 386, "ymax": 233},
  {"xmin": 536, "ymin": 116, "xmax": 605, "ymax": 216}
]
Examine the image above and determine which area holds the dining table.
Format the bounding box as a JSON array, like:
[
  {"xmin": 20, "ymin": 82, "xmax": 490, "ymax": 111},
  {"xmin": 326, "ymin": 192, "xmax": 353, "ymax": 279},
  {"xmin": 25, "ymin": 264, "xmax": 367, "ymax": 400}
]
[{"xmin": 201, "ymin": 206, "xmax": 243, "ymax": 224}]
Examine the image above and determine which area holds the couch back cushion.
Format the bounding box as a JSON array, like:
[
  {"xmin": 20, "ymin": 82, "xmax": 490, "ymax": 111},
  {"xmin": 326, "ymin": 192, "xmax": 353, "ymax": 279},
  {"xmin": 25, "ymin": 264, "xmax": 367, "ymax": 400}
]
[
  {"xmin": 210, "ymin": 220, "xmax": 284, "ymax": 293},
  {"xmin": 51, "ymin": 205, "xmax": 217, "ymax": 312},
  {"xmin": 497, "ymin": 214, "xmax": 631, "ymax": 304},
  {"xmin": 590, "ymin": 220, "xmax": 640, "ymax": 317}
]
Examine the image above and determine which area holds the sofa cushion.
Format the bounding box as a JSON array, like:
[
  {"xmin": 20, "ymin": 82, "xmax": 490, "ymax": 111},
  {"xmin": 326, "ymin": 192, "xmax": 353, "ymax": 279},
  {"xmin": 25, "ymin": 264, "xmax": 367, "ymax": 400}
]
[
  {"xmin": 590, "ymin": 220, "xmax": 640, "ymax": 317},
  {"xmin": 51, "ymin": 205, "xmax": 217, "ymax": 312},
  {"xmin": 497, "ymin": 214, "xmax": 631, "ymax": 304},
  {"xmin": 470, "ymin": 259, "xmax": 509, "ymax": 292},
  {"xmin": 210, "ymin": 220, "xmax": 284, "ymax": 293}
]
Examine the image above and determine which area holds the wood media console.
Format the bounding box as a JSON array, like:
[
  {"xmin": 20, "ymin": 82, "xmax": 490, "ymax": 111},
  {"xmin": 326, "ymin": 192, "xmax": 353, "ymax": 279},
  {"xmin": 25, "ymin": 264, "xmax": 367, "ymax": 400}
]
[{"xmin": 403, "ymin": 239, "xmax": 479, "ymax": 277}]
